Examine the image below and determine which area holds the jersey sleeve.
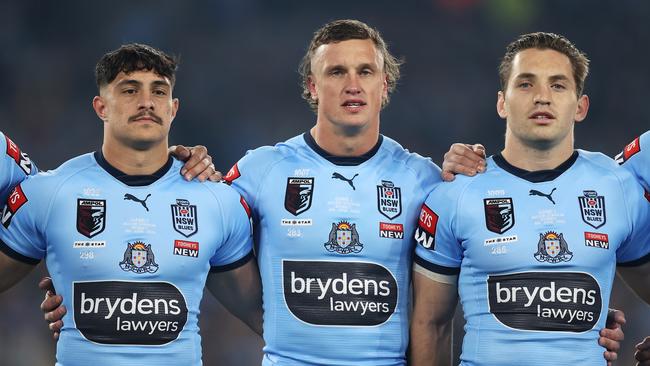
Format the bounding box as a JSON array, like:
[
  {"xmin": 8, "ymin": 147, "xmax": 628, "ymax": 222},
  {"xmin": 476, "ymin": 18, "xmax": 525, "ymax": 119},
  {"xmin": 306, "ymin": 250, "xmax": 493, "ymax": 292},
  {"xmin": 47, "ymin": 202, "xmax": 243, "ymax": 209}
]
[
  {"xmin": 615, "ymin": 131, "xmax": 650, "ymax": 191},
  {"xmin": 616, "ymin": 167, "xmax": 650, "ymax": 266},
  {"xmin": 0, "ymin": 131, "xmax": 37, "ymax": 201},
  {"xmin": 209, "ymin": 186, "xmax": 254, "ymax": 272},
  {"xmin": 223, "ymin": 146, "xmax": 283, "ymax": 220},
  {"xmin": 413, "ymin": 182, "xmax": 463, "ymax": 276},
  {"xmin": 0, "ymin": 177, "xmax": 49, "ymax": 264}
]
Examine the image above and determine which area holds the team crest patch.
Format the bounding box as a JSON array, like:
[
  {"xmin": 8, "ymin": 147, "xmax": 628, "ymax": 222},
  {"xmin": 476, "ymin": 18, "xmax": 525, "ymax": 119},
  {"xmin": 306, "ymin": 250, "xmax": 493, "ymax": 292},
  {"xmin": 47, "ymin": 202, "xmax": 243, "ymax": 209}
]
[
  {"xmin": 119, "ymin": 241, "xmax": 159, "ymax": 273},
  {"xmin": 534, "ymin": 231, "xmax": 573, "ymax": 263},
  {"xmin": 484, "ymin": 198, "xmax": 515, "ymax": 234},
  {"xmin": 171, "ymin": 199, "xmax": 197, "ymax": 237},
  {"xmin": 284, "ymin": 177, "xmax": 314, "ymax": 216},
  {"xmin": 324, "ymin": 221, "xmax": 363, "ymax": 254},
  {"xmin": 377, "ymin": 180, "xmax": 402, "ymax": 220},
  {"xmin": 77, "ymin": 199, "xmax": 106, "ymax": 238},
  {"xmin": 578, "ymin": 190, "xmax": 606, "ymax": 229}
]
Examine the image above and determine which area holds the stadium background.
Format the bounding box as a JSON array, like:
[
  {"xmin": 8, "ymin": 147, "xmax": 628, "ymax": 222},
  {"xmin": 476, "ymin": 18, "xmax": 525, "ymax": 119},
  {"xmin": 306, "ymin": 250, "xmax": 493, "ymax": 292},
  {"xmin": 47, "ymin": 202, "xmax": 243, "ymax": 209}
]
[{"xmin": 0, "ymin": 0, "xmax": 648, "ymax": 364}]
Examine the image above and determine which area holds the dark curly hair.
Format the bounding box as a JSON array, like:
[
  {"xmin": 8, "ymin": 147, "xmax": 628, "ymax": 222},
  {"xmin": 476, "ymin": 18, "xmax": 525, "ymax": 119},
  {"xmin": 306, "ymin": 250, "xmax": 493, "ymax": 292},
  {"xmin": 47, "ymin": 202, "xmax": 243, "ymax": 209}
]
[{"xmin": 95, "ymin": 43, "xmax": 178, "ymax": 89}]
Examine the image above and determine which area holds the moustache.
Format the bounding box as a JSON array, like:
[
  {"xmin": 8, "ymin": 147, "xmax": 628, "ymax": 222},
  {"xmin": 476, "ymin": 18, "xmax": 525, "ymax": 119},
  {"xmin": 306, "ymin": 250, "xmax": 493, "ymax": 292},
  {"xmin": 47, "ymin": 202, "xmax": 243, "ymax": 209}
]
[{"xmin": 129, "ymin": 112, "xmax": 163, "ymax": 124}]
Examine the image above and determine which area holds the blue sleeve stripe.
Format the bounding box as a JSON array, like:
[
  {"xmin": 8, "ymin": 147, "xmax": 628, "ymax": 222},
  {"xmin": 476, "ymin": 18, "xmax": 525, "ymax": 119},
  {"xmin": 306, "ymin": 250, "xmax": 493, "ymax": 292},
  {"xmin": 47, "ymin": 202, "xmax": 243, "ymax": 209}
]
[
  {"xmin": 210, "ymin": 250, "xmax": 254, "ymax": 273},
  {"xmin": 414, "ymin": 254, "xmax": 460, "ymax": 275},
  {"xmin": 617, "ymin": 251, "xmax": 650, "ymax": 267},
  {"xmin": 0, "ymin": 238, "xmax": 40, "ymax": 265}
]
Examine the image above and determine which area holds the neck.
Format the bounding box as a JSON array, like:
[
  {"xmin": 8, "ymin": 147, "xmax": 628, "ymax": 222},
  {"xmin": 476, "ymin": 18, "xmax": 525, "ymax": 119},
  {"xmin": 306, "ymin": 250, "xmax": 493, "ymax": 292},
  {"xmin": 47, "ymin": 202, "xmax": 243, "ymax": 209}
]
[
  {"xmin": 101, "ymin": 138, "xmax": 170, "ymax": 175},
  {"xmin": 311, "ymin": 120, "xmax": 380, "ymax": 157},
  {"xmin": 501, "ymin": 130, "xmax": 574, "ymax": 171}
]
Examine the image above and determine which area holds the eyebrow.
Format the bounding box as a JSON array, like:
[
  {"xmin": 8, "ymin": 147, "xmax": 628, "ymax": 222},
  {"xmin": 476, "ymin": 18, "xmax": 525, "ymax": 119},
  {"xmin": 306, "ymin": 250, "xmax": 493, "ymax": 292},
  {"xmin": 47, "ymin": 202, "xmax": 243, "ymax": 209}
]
[
  {"xmin": 514, "ymin": 73, "xmax": 570, "ymax": 83},
  {"xmin": 115, "ymin": 79, "xmax": 171, "ymax": 88}
]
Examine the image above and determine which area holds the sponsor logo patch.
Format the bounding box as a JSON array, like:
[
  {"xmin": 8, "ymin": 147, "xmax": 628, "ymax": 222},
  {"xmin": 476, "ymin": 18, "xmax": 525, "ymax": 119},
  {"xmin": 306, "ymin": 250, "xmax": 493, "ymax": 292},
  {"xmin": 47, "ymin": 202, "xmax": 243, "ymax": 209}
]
[
  {"xmin": 624, "ymin": 137, "xmax": 641, "ymax": 160},
  {"xmin": 487, "ymin": 272, "xmax": 601, "ymax": 332},
  {"xmin": 284, "ymin": 177, "xmax": 314, "ymax": 216},
  {"xmin": 73, "ymin": 241, "xmax": 106, "ymax": 248},
  {"xmin": 5, "ymin": 135, "xmax": 32, "ymax": 175},
  {"xmin": 534, "ymin": 231, "xmax": 573, "ymax": 263},
  {"xmin": 484, "ymin": 235, "xmax": 518, "ymax": 246},
  {"xmin": 1, "ymin": 184, "xmax": 28, "ymax": 228},
  {"xmin": 415, "ymin": 204, "xmax": 437, "ymax": 249},
  {"xmin": 324, "ymin": 221, "xmax": 363, "ymax": 254},
  {"xmin": 578, "ymin": 190, "xmax": 606, "ymax": 229},
  {"xmin": 377, "ymin": 180, "xmax": 402, "ymax": 220},
  {"xmin": 281, "ymin": 218, "xmax": 313, "ymax": 226},
  {"xmin": 73, "ymin": 281, "xmax": 188, "ymax": 345},
  {"xmin": 379, "ymin": 222, "xmax": 404, "ymax": 239},
  {"xmin": 119, "ymin": 241, "xmax": 159, "ymax": 274},
  {"xmin": 173, "ymin": 240, "xmax": 199, "ymax": 258},
  {"xmin": 584, "ymin": 232, "xmax": 609, "ymax": 249},
  {"xmin": 77, "ymin": 199, "xmax": 106, "ymax": 238},
  {"xmin": 484, "ymin": 198, "xmax": 515, "ymax": 234},
  {"xmin": 171, "ymin": 199, "xmax": 197, "ymax": 237},
  {"xmin": 223, "ymin": 163, "xmax": 240, "ymax": 184},
  {"xmin": 282, "ymin": 260, "xmax": 398, "ymax": 326}
]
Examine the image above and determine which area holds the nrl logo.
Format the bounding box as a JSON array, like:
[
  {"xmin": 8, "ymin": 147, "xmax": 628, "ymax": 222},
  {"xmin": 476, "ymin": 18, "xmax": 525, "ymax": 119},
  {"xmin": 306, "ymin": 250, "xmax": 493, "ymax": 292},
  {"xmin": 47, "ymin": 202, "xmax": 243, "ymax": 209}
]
[
  {"xmin": 77, "ymin": 199, "xmax": 106, "ymax": 238},
  {"xmin": 119, "ymin": 241, "xmax": 159, "ymax": 274},
  {"xmin": 324, "ymin": 221, "xmax": 363, "ymax": 254},
  {"xmin": 284, "ymin": 177, "xmax": 314, "ymax": 216},
  {"xmin": 171, "ymin": 199, "xmax": 198, "ymax": 237},
  {"xmin": 533, "ymin": 231, "xmax": 573, "ymax": 263}
]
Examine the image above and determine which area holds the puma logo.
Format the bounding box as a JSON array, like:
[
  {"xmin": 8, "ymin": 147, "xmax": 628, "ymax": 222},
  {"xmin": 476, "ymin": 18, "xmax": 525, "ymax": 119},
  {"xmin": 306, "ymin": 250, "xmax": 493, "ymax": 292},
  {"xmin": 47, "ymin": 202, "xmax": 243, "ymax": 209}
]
[
  {"xmin": 332, "ymin": 172, "xmax": 359, "ymax": 190},
  {"xmin": 529, "ymin": 188, "xmax": 556, "ymax": 204},
  {"xmin": 124, "ymin": 193, "xmax": 151, "ymax": 211}
]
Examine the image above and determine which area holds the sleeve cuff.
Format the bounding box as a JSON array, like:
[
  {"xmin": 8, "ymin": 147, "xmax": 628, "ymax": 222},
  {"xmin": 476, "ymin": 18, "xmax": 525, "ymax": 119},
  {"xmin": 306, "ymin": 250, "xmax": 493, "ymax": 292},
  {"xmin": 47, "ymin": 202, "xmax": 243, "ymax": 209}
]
[
  {"xmin": 617, "ymin": 251, "xmax": 650, "ymax": 267},
  {"xmin": 414, "ymin": 254, "xmax": 460, "ymax": 276},
  {"xmin": 210, "ymin": 250, "xmax": 254, "ymax": 273},
  {"xmin": 0, "ymin": 238, "xmax": 40, "ymax": 265}
]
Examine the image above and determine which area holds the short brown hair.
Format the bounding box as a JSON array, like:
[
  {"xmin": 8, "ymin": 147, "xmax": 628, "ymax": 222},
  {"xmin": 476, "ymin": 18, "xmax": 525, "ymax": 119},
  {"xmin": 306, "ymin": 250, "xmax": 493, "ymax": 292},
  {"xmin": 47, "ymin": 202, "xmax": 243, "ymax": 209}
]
[
  {"xmin": 498, "ymin": 32, "xmax": 590, "ymax": 96},
  {"xmin": 299, "ymin": 19, "xmax": 402, "ymax": 111}
]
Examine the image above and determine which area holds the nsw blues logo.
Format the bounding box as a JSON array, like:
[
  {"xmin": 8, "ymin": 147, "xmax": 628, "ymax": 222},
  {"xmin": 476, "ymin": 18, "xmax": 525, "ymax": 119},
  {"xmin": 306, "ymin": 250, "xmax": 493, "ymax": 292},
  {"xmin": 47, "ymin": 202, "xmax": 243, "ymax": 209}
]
[
  {"xmin": 324, "ymin": 221, "xmax": 363, "ymax": 254},
  {"xmin": 377, "ymin": 180, "xmax": 402, "ymax": 220},
  {"xmin": 171, "ymin": 199, "xmax": 198, "ymax": 237},
  {"xmin": 119, "ymin": 241, "xmax": 159, "ymax": 274},
  {"xmin": 578, "ymin": 190, "xmax": 606, "ymax": 229}
]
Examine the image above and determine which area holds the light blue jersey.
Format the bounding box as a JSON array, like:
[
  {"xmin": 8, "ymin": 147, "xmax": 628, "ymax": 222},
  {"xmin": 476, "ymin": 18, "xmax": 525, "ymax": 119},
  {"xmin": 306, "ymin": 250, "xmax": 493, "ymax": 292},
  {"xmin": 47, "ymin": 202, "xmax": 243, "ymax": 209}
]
[
  {"xmin": 0, "ymin": 151, "xmax": 253, "ymax": 366},
  {"xmin": 0, "ymin": 131, "xmax": 36, "ymax": 200},
  {"xmin": 225, "ymin": 133, "xmax": 440, "ymax": 366},
  {"xmin": 414, "ymin": 151, "xmax": 650, "ymax": 366},
  {"xmin": 616, "ymin": 130, "xmax": 650, "ymax": 190}
]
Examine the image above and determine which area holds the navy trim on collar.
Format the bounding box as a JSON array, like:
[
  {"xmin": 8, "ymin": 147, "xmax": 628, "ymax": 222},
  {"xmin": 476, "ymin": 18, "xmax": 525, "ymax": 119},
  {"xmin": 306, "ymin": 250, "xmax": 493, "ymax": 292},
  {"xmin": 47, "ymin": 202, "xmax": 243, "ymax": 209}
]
[
  {"xmin": 94, "ymin": 151, "xmax": 174, "ymax": 186},
  {"xmin": 493, "ymin": 151, "xmax": 579, "ymax": 183},
  {"xmin": 303, "ymin": 132, "xmax": 383, "ymax": 166}
]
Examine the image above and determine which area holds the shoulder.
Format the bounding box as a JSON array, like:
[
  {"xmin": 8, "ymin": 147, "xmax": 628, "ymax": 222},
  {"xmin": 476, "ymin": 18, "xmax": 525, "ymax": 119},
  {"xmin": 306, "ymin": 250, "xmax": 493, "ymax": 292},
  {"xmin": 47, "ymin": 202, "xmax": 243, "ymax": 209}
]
[
  {"xmin": 225, "ymin": 134, "xmax": 305, "ymax": 182},
  {"xmin": 20, "ymin": 153, "xmax": 96, "ymax": 190},
  {"xmin": 380, "ymin": 135, "xmax": 442, "ymax": 187}
]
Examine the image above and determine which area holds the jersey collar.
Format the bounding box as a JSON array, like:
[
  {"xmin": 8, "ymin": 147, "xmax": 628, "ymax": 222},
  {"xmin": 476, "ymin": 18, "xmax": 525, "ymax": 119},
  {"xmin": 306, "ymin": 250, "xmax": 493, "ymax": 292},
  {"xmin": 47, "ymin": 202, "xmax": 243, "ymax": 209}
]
[
  {"xmin": 493, "ymin": 151, "xmax": 579, "ymax": 183},
  {"xmin": 94, "ymin": 151, "xmax": 174, "ymax": 186},
  {"xmin": 303, "ymin": 132, "xmax": 383, "ymax": 166}
]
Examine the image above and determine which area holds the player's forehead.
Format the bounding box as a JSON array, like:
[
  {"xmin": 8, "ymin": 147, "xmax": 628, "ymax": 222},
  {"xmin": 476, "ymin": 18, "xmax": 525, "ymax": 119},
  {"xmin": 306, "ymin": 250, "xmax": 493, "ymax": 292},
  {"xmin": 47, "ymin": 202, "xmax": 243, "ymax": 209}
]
[
  {"xmin": 110, "ymin": 70, "xmax": 172, "ymax": 87},
  {"xmin": 509, "ymin": 48, "xmax": 574, "ymax": 83},
  {"xmin": 312, "ymin": 39, "xmax": 384, "ymax": 71}
]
